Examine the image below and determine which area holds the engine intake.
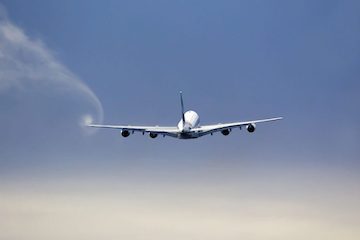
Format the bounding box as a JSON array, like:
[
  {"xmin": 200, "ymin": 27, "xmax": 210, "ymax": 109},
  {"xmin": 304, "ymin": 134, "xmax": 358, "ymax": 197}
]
[
  {"xmin": 247, "ymin": 123, "xmax": 256, "ymax": 133},
  {"xmin": 121, "ymin": 130, "xmax": 130, "ymax": 137},
  {"xmin": 149, "ymin": 132, "xmax": 158, "ymax": 138},
  {"xmin": 221, "ymin": 129, "xmax": 230, "ymax": 136}
]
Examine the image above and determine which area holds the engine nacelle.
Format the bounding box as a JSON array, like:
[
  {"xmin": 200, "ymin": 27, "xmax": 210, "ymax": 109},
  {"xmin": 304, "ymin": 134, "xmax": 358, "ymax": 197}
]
[
  {"xmin": 221, "ymin": 129, "xmax": 230, "ymax": 136},
  {"xmin": 149, "ymin": 132, "xmax": 158, "ymax": 138},
  {"xmin": 121, "ymin": 130, "xmax": 130, "ymax": 137},
  {"xmin": 247, "ymin": 123, "xmax": 256, "ymax": 133}
]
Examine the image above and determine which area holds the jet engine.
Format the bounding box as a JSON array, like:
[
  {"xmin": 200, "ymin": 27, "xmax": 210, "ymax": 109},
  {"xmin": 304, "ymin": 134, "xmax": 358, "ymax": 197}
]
[
  {"xmin": 221, "ymin": 129, "xmax": 230, "ymax": 136},
  {"xmin": 149, "ymin": 132, "xmax": 158, "ymax": 138},
  {"xmin": 121, "ymin": 130, "xmax": 130, "ymax": 137},
  {"xmin": 246, "ymin": 123, "xmax": 256, "ymax": 133}
]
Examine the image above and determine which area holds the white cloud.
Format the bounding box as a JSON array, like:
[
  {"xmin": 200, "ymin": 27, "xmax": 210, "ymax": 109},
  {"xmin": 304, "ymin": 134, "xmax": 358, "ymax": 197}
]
[
  {"xmin": 1, "ymin": 180, "xmax": 359, "ymax": 240},
  {"xmin": 0, "ymin": 8, "xmax": 103, "ymax": 125}
]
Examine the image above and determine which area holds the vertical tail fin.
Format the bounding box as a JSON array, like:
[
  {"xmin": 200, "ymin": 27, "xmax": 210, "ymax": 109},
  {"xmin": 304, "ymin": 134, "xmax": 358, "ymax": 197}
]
[{"xmin": 180, "ymin": 91, "xmax": 185, "ymax": 125}]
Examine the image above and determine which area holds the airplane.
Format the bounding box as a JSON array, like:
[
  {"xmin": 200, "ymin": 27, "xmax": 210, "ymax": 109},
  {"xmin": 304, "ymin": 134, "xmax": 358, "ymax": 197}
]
[{"xmin": 88, "ymin": 91, "xmax": 282, "ymax": 139}]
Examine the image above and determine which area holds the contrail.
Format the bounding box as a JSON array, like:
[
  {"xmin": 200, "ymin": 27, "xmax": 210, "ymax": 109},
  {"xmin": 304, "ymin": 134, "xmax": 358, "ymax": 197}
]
[{"xmin": 0, "ymin": 6, "xmax": 103, "ymax": 133}]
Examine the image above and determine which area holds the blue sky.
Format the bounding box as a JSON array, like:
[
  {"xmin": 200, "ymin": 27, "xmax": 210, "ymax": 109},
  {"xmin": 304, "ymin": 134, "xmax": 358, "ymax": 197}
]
[{"xmin": 0, "ymin": 1, "xmax": 359, "ymax": 239}]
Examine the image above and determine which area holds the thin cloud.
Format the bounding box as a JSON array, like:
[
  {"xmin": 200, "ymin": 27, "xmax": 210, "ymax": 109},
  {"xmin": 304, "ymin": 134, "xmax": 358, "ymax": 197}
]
[{"xmin": 0, "ymin": 6, "xmax": 103, "ymax": 125}]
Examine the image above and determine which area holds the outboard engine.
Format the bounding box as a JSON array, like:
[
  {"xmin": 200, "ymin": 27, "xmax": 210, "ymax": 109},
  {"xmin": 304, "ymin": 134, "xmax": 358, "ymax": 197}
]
[{"xmin": 247, "ymin": 123, "xmax": 256, "ymax": 133}]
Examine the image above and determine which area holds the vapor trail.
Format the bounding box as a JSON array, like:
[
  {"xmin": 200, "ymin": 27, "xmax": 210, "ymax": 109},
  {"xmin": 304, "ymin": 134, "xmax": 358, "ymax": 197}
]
[{"xmin": 0, "ymin": 7, "xmax": 103, "ymax": 130}]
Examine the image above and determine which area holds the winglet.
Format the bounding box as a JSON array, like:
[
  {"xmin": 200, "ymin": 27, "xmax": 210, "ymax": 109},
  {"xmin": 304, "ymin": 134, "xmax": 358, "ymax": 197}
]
[{"xmin": 180, "ymin": 91, "xmax": 185, "ymax": 125}]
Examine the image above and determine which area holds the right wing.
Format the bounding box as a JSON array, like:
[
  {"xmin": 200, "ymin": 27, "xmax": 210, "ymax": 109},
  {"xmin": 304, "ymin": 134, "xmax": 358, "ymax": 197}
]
[
  {"xmin": 88, "ymin": 124, "xmax": 180, "ymax": 137},
  {"xmin": 192, "ymin": 117, "xmax": 283, "ymax": 136}
]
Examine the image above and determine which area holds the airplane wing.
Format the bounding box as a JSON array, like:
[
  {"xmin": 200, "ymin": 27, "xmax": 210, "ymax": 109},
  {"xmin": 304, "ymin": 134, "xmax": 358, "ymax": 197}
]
[
  {"xmin": 88, "ymin": 124, "xmax": 180, "ymax": 137},
  {"xmin": 192, "ymin": 117, "xmax": 283, "ymax": 136}
]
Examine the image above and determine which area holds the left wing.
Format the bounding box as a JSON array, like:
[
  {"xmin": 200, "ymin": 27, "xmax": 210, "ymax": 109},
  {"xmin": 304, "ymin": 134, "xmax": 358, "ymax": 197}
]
[
  {"xmin": 88, "ymin": 124, "xmax": 180, "ymax": 137},
  {"xmin": 192, "ymin": 117, "xmax": 283, "ymax": 136}
]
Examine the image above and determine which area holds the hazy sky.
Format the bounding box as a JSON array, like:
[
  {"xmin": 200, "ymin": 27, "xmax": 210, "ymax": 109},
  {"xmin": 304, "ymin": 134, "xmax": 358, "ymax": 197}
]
[{"xmin": 0, "ymin": 1, "xmax": 359, "ymax": 239}]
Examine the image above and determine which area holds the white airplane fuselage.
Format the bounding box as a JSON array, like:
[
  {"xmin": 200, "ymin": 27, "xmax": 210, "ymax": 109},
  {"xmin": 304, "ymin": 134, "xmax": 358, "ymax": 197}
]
[{"xmin": 177, "ymin": 110, "xmax": 201, "ymax": 139}]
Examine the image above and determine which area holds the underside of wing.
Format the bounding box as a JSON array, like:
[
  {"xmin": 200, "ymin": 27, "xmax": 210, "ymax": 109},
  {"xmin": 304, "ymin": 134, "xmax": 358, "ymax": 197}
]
[
  {"xmin": 193, "ymin": 117, "xmax": 283, "ymax": 136},
  {"xmin": 88, "ymin": 124, "xmax": 180, "ymax": 137}
]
